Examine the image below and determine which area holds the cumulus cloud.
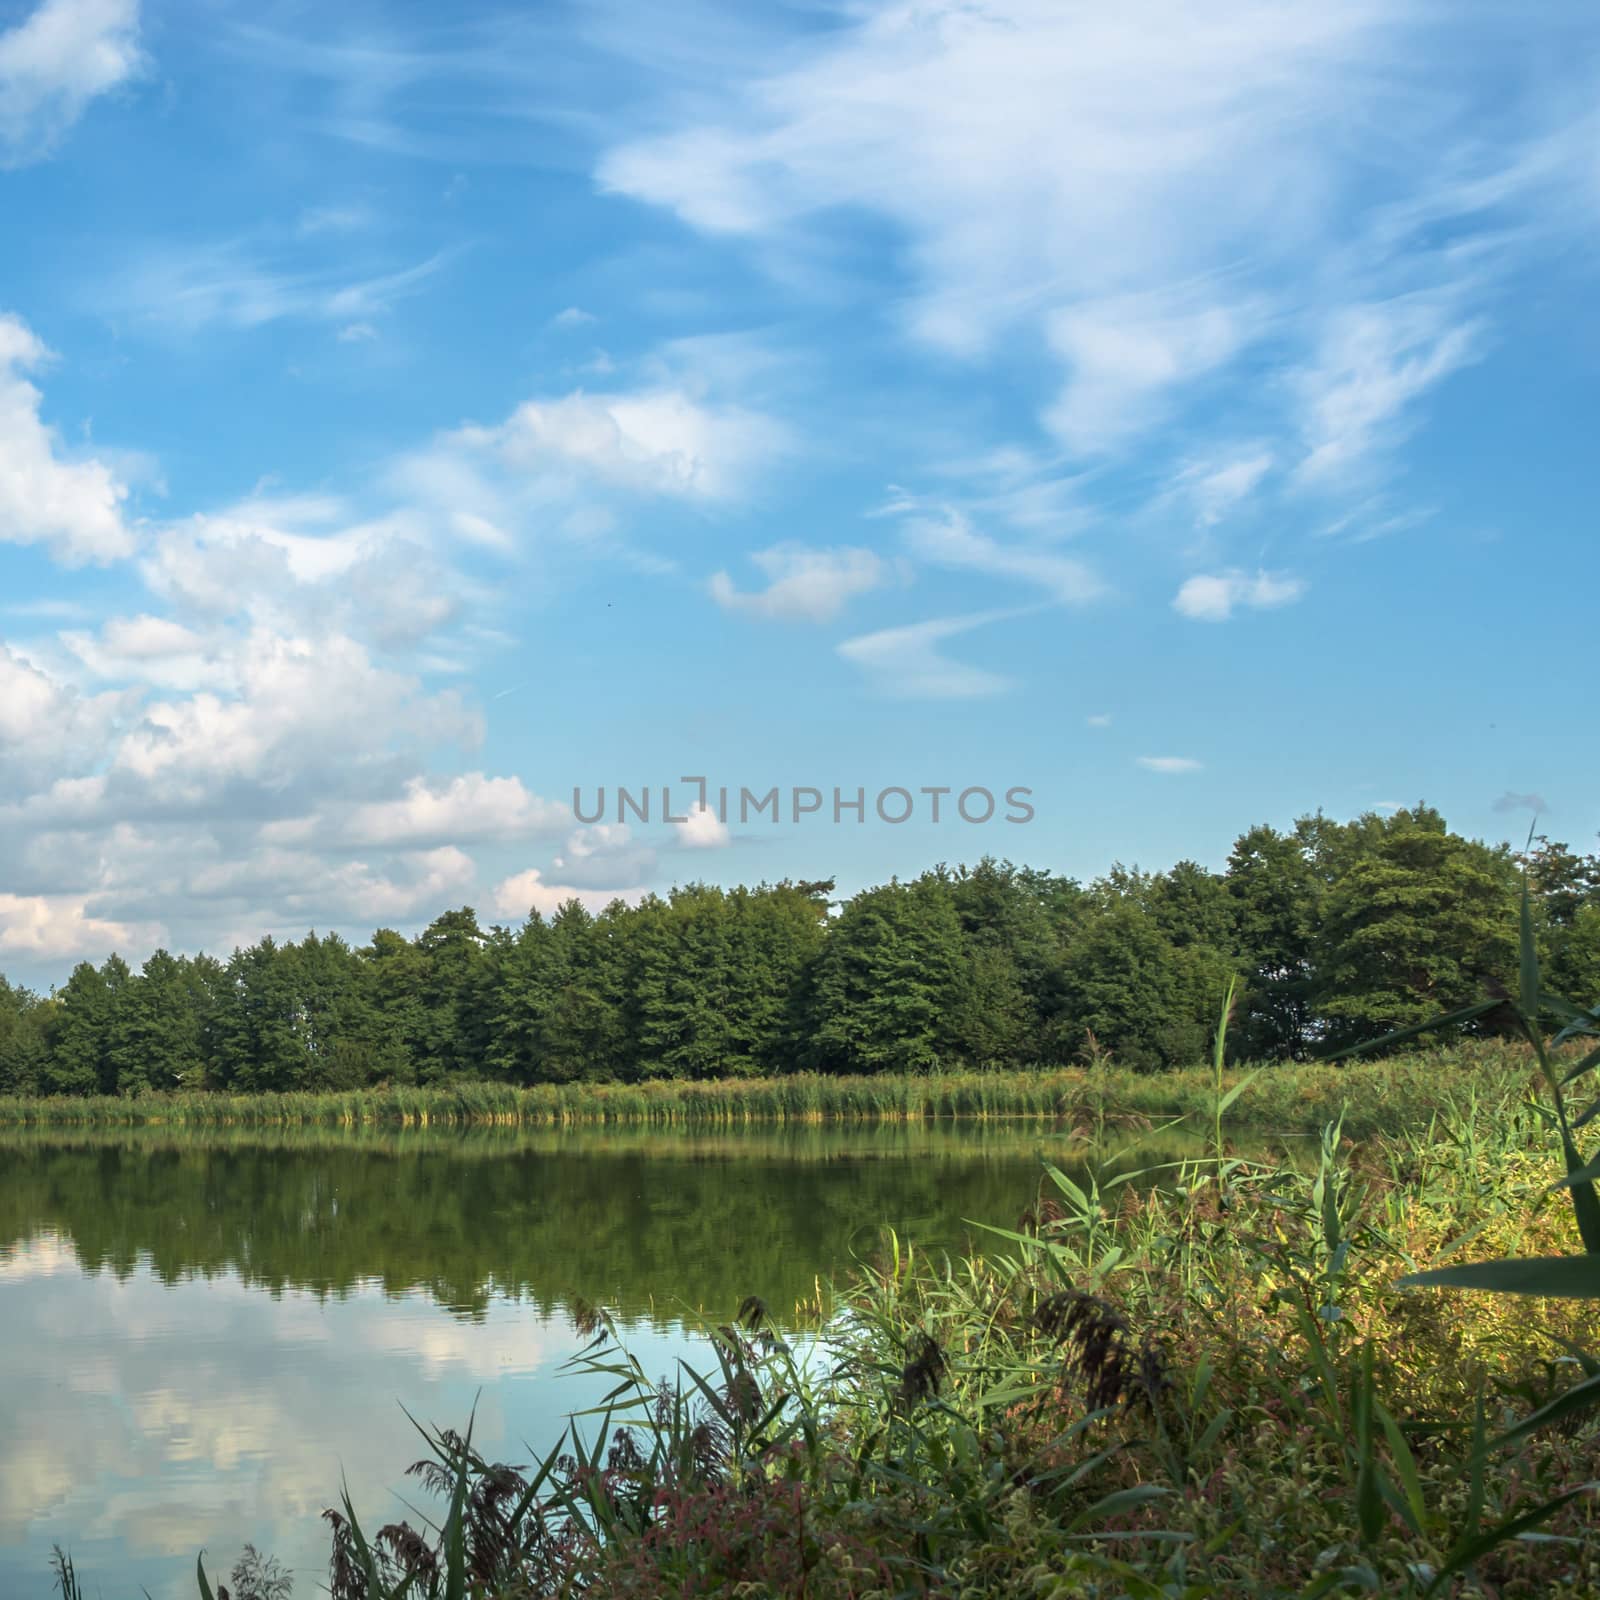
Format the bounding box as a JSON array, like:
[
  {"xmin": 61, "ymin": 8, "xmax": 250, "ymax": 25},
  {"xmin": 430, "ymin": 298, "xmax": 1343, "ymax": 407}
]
[
  {"xmin": 1172, "ymin": 569, "xmax": 1306, "ymax": 622},
  {"xmin": 140, "ymin": 498, "xmax": 458, "ymax": 648},
  {"xmin": 108, "ymin": 629, "xmax": 478, "ymax": 803},
  {"xmin": 0, "ymin": 314, "xmax": 136, "ymax": 564},
  {"xmin": 0, "ymin": 0, "xmax": 143, "ymax": 167},
  {"xmin": 0, "ymin": 643, "xmax": 129, "ymax": 790},
  {"xmin": 549, "ymin": 824, "xmax": 658, "ymax": 889},
  {"xmin": 710, "ymin": 544, "xmax": 888, "ymax": 623},
  {"xmin": 490, "ymin": 868, "xmax": 645, "ymax": 920},
  {"xmin": 1136, "ymin": 756, "xmax": 1203, "ymax": 774},
  {"xmin": 341, "ymin": 774, "xmax": 567, "ymax": 849},
  {"xmin": 470, "ymin": 388, "xmax": 786, "ymax": 502},
  {"xmin": 674, "ymin": 804, "xmax": 730, "ymax": 850},
  {"xmin": 320, "ymin": 847, "xmax": 477, "ymax": 922},
  {"xmin": 60, "ymin": 614, "xmax": 218, "ymax": 691},
  {"xmin": 0, "ymin": 890, "xmax": 158, "ymax": 961}
]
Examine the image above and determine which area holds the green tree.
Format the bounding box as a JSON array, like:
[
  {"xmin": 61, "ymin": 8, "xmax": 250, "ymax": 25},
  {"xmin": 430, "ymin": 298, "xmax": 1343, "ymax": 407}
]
[
  {"xmin": 412, "ymin": 908, "xmax": 490, "ymax": 1082},
  {"xmin": 808, "ymin": 879, "xmax": 966, "ymax": 1074},
  {"xmin": 1056, "ymin": 901, "xmax": 1234, "ymax": 1072},
  {"xmin": 106, "ymin": 950, "xmax": 212, "ymax": 1094},
  {"xmin": 1315, "ymin": 812, "xmax": 1518, "ymax": 1049},
  {"xmin": 1227, "ymin": 823, "xmax": 1323, "ymax": 1058},
  {"xmin": 359, "ymin": 929, "xmax": 427, "ymax": 1082},
  {"xmin": 939, "ymin": 859, "xmax": 1069, "ymax": 1065},
  {"xmin": 0, "ymin": 976, "xmax": 50, "ymax": 1094},
  {"xmin": 44, "ymin": 956, "xmax": 129, "ymax": 1095}
]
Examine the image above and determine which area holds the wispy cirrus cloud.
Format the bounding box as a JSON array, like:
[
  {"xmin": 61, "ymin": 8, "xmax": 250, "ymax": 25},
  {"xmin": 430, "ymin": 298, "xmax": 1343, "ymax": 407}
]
[
  {"xmin": 899, "ymin": 507, "xmax": 1103, "ymax": 605},
  {"xmin": 105, "ymin": 240, "xmax": 454, "ymax": 334},
  {"xmin": 1294, "ymin": 294, "xmax": 1485, "ymax": 485},
  {"xmin": 710, "ymin": 544, "xmax": 889, "ymax": 623},
  {"xmin": 596, "ymin": 0, "xmax": 1593, "ymax": 579},
  {"xmin": 838, "ymin": 611, "xmax": 1016, "ymax": 699}
]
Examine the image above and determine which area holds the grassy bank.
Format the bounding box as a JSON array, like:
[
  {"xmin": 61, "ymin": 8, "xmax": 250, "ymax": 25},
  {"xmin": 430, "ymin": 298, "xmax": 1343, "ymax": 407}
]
[
  {"xmin": 56, "ymin": 1062, "xmax": 1600, "ymax": 1599},
  {"xmin": 0, "ymin": 1039, "xmax": 1537, "ymax": 1140}
]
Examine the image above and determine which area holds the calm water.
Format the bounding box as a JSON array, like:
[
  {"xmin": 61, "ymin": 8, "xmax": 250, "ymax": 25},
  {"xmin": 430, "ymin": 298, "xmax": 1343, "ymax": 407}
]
[{"xmin": 0, "ymin": 1122, "xmax": 1199, "ymax": 1598}]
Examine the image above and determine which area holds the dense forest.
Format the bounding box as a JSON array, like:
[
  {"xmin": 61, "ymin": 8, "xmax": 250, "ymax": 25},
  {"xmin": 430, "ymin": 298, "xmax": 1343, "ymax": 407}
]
[{"xmin": 2, "ymin": 805, "xmax": 1598, "ymax": 1097}]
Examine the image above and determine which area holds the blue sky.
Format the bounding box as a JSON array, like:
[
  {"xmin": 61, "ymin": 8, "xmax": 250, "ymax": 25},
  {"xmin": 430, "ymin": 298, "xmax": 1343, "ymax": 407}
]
[{"xmin": 1, "ymin": 0, "xmax": 1597, "ymax": 985}]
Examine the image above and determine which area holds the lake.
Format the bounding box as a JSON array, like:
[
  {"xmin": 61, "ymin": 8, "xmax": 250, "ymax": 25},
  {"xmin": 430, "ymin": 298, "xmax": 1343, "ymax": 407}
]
[{"xmin": 0, "ymin": 1121, "xmax": 1206, "ymax": 1598}]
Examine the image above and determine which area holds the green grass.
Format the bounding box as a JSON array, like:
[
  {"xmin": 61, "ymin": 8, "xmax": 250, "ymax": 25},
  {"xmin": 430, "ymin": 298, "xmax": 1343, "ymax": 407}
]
[{"xmin": 0, "ymin": 1038, "xmax": 1535, "ymax": 1137}]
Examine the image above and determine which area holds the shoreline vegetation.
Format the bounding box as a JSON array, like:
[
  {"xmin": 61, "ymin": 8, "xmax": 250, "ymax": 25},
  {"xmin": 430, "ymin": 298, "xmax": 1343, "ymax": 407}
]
[
  {"xmin": 49, "ymin": 1002, "xmax": 1600, "ymax": 1597},
  {"xmin": 0, "ymin": 1039, "xmax": 1538, "ymax": 1139},
  {"xmin": 38, "ymin": 895, "xmax": 1600, "ymax": 1596},
  {"xmin": 5, "ymin": 812, "xmax": 1598, "ymax": 1108}
]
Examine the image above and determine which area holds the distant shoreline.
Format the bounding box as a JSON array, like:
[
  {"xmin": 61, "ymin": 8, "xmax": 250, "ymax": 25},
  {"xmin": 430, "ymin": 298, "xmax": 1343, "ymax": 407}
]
[{"xmin": 0, "ymin": 1039, "xmax": 1531, "ymax": 1142}]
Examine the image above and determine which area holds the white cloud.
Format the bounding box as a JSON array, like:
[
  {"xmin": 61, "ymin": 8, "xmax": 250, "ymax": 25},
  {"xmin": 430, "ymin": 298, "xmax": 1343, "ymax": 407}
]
[
  {"xmin": 1173, "ymin": 569, "xmax": 1306, "ymax": 622},
  {"xmin": 599, "ymin": 1, "xmax": 1425, "ymax": 444},
  {"xmin": 0, "ymin": 891, "xmax": 157, "ymax": 961},
  {"xmin": 550, "ymin": 306, "xmax": 596, "ymax": 329},
  {"xmin": 61, "ymin": 614, "xmax": 217, "ymax": 691},
  {"xmin": 675, "ymin": 803, "xmax": 730, "ymax": 850},
  {"xmin": 296, "ymin": 204, "xmax": 375, "ymax": 237},
  {"xmin": 710, "ymin": 544, "xmax": 887, "ymax": 623},
  {"xmin": 473, "ymin": 388, "xmax": 786, "ymax": 502},
  {"xmin": 0, "ymin": 313, "xmax": 136, "ymax": 564},
  {"xmin": 549, "ymin": 823, "xmax": 657, "ymax": 889},
  {"xmin": 1174, "ymin": 449, "xmax": 1275, "ymax": 528},
  {"xmin": 597, "ymin": 2, "xmax": 1585, "ymax": 499},
  {"xmin": 490, "ymin": 868, "xmax": 644, "ymax": 920},
  {"xmin": 0, "ymin": 643, "xmax": 128, "ymax": 790},
  {"xmin": 1086, "ymin": 713, "xmax": 1113, "ymax": 728},
  {"xmin": 141, "ymin": 500, "xmax": 457, "ymax": 648},
  {"xmin": 838, "ymin": 612, "xmax": 1014, "ymax": 699},
  {"xmin": 1295, "ymin": 296, "xmax": 1483, "ymax": 483},
  {"xmin": 601, "ymin": 2, "xmax": 1405, "ymax": 326},
  {"xmin": 342, "ymin": 774, "xmax": 567, "ymax": 848},
  {"xmin": 1136, "ymin": 756, "xmax": 1203, "ymax": 774},
  {"xmin": 1045, "ymin": 298, "xmax": 1254, "ymax": 454},
  {"xmin": 111, "ymin": 243, "xmax": 450, "ymax": 333},
  {"xmin": 108, "ymin": 629, "xmax": 477, "ymax": 800},
  {"xmin": 0, "ymin": 0, "xmax": 143, "ymax": 167},
  {"xmin": 322, "ymin": 846, "xmax": 476, "ymax": 922},
  {"xmin": 901, "ymin": 508, "xmax": 1103, "ymax": 604}
]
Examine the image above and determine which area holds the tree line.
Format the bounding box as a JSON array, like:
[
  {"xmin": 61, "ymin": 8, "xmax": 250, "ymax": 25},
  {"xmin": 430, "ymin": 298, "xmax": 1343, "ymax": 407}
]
[{"xmin": 2, "ymin": 805, "xmax": 1597, "ymax": 1096}]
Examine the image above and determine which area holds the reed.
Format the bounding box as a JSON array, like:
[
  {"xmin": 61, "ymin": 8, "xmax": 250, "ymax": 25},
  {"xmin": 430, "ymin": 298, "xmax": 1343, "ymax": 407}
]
[{"xmin": 0, "ymin": 1039, "xmax": 1537, "ymax": 1136}]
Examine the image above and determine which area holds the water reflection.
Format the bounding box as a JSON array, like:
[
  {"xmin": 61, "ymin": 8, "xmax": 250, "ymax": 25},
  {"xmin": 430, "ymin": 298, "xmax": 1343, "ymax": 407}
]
[
  {"xmin": 1, "ymin": 1237, "xmax": 679, "ymax": 1598},
  {"xmin": 0, "ymin": 1122, "xmax": 1208, "ymax": 1596}
]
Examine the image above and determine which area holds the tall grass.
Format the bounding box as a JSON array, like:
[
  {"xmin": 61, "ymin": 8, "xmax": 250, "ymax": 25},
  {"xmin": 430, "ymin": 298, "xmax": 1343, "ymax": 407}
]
[
  {"xmin": 132, "ymin": 1082, "xmax": 1600, "ymax": 1598},
  {"xmin": 0, "ymin": 1038, "xmax": 1537, "ymax": 1137}
]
